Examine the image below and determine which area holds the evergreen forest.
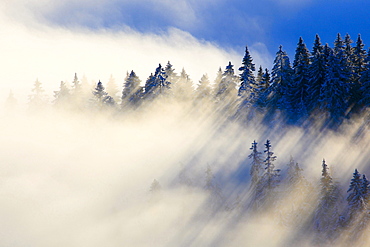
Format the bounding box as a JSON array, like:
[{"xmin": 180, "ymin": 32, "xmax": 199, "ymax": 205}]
[{"xmin": 3, "ymin": 33, "xmax": 370, "ymax": 247}]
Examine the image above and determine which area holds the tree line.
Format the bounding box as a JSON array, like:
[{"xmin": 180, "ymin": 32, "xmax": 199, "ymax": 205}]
[{"xmin": 13, "ymin": 33, "xmax": 369, "ymax": 128}]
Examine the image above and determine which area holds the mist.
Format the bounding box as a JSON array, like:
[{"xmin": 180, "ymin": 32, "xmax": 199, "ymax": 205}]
[
  {"xmin": 1, "ymin": 1, "xmax": 370, "ymax": 247},
  {"xmin": 0, "ymin": 94, "xmax": 369, "ymax": 247}
]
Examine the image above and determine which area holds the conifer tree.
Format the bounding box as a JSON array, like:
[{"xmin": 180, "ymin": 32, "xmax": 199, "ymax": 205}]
[
  {"xmin": 359, "ymin": 49, "xmax": 370, "ymax": 107},
  {"xmin": 93, "ymin": 81, "xmax": 108, "ymax": 101},
  {"xmin": 53, "ymin": 81, "xmax": 71, "ymax": 107},
  {"xmin": 307, "ymin": 35, "xmax": 328, "ymax": 113},
  {"xmin": 214, "ymin": 62, "xmax": 238, "ymax": 113},
  {"xmin": 256, "ymin": 66, "xmax": 263, "ymax": 85},
  {"xmin": 144, "ymin": 73, "xmax": 155, "ymax": 98},
  {"xmin": 164, "ymin": 61, "xmax": 178, "ymax": 84},
  {"xmin": 350, "ymin": 35, "xmax": 368, "ymax": 113},
  {"xmin": 267, "ymin": 45, "xmax": 293, "ymax": 112},
  {"xmin": 5, "ymin": 90, "xmax": 17, "ymax": 111},
  {"xmin": 320, "ymin": 47, "xmax": 351, "ymax": 122},
  {"xmin": 29, "ymin": 78, "xmax": 47, "ymax": 110},
  {"xmin": 320, "ymin": 159, "xmax": 333, "ymax": 196},
  {"xmin": 248, "ymin": 140, "xmax": 263, "ymax": 188},
  {"xmin": 314, "ymin": 159, "xmax": 341, "ymax": 239},
  {"xmin": 333, "ymin": 33, "xmax": 344, "ymax": 56},
  {"xmin": 144, "ymin": 64, "xmax": 170, "ymax": 99},
  {"xmin": 173, "ymin": 68, "xmax": 193, "ymax": 101},
  {"xmin": 238, "ymin": 45, "xmax": 256, "ymax": 99},
  {"xmin": 256, "ymin": 68, "xmax": 271, "ymax": 109},
  {"xmin": 261, "ymin": 69, "xmax": 271, "ymax": 90},
  {"xmin": 280, "ymin": 156, "xmax": 312, "ymax": 227},
  {"xmin": 351, "ymin": 35, "xmax": 367, "ymax": 82},
  {"xmin": 195, "ymin": 74, "xmax": 212, "ymax": 102},
  {"xmin": 106, "ymin": 75, "xmax": 120, "ymax": 103},
  {"xmin": 361, "ymin": 174, "xmax": 370, "ymax": 202},
  {"xmin": 263, "ymin": 139, "xmax": 279, "ymax": 190},
  {"xmin": 79, "ymin": 75, "xmax": 93, "ymax": 103},
  {"xmin": 213, "ymin": 67, "xmax": 223, "ymax": 97},
  {"xmin": 335, "ymin": 34, "xmax": 353, "ymax": 83},
  {"xmin": 344, "ymin": 34, "xmax": 354, "ymax": 64},
  {"xmin": 70, "ymin": 73, "xmax": 91, "ymax": 109},
  {"xmin": 92, "ymin": 81, "xmax": 115, "ymax": 108},
  {"xmin": 291, "ymin": 37, "xmax": 311, "ymax": 118},
  {"xmin": 347, "ymin": 169, "xmax": 365, "ymax": 221},
  {"xmin": 252, "ymin": 140, "xmax": 280, "ymax": 211},
  {"xmin": 122, "ymin": 70, "xmax": 142, "ymax": 107},
  {"xmin": 345, "ymin": 171, "xmax": 370, "ymax": 243},
  {"xmin": 286, "ymin": 156, "xmax": 304, "ymax": 185},
  {"xmin": 71, "ymin": 73, "xmax": 82, "ymax": 98}
]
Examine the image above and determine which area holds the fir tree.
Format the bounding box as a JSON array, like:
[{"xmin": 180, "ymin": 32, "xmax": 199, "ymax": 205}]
[
  {"xmin": 256, "ymin": 68, "xmax": 271, "ymax": 109},
  {"xmin": 347, "ymin": 169, "xmax": 365, "ymax": 221},
  {"xmin": 106, "ymin": 75, "xmax": 120, "ymax": 103},
  {"xmin": 256, "ymin": 66, "xmax": 263, "ymax": 85},
  {"xmin": 238, "ymin": 45, "xmax": 256, "ymax": 98},
  {"xmin": 53, "ymin": 81, "xmax": 71, "ymax": 107},
  {"xmin": 267, "ymin": 45, "xmax": 293, "ymax": 112},
  {"xmin": 351, "ymin": 34, "xmax": 367, "ymax": 82},
  {"xmin": 214, "ymin": 62, "xmax": 238, "ymax": 113},
  {"xmin": 333, "ymin": 33, "xmax": 344, "ymax": 56},
  {"xmin": 195, "ymin": 74, "xmax": 212, "ymax": 102},
  {"xmin": 252, "ymin": 140, "xmax": 280, "ymax": 211},
  {"xmin": 344, "ymin": 33, "xmax": 354, "ymax": 64},
  {"xmin": 336, "ymin": 34, "xmax": 353, "ymax": 84},
  {"xmin": 144, "ymin": 64, "xmax": 170, "ymax": 99},
  {"xmin": 212, "ymin": 67, "xmax": 223, "ymax": 97},
  {"xmin": 260, "ymin": 68, "xmax": 271, "ymax": 95},
  {"xmin": 71, "ymin": 73, "xmax": 81, "ymax": 97},
  {"xmin": 320, "ymin": 47, "xmax": 351, "ymax": 122},
  {"xmin": 29, "ymin": 78, "xmax": 47, "ymax": 110},
  {"xmin": 290, "ymin": 37, "xmax": 311, "ymax": 118},
  {"xmin": 359, "ymin": 49, "xmax": 370, "ymax": 107},
  {"xmin": 248, "ymin": 140, "xmax": 263, "ymax": 188},
  {"xmin": 361, "ymin": 174, "xmax": 370, "ymax": 202},
  {"xmin": 164, "ymin": 61, "xmax": 178, "ymax": 84},
  {"xmin": 5, "ymin": 90, "xmax": 17, "ymax": 111},
  {"xmin": 314, "ymin": 159, "xmax": 342, "ymax": 240},
  {"xmin": 279, "ymin": 156, "xmax": 313, "ymax": 227},
  {"xmin": 93, "ymin": 81, "xmax": 108, "ymax": 101},
  {"xmin": 144, "ymin": 73, "xmax": 156, "ymax": 98},
  {"xmin": 173, "ymin": 68, "xmax": 193, "ymax": 101},
  {"xmin": 92, "ymin": 81, "xmax": 115, "ymax": 108},
  {"xmin": 307, "ymin": 35, "xmax": 328, "ymax": 113},
  {"xmin": 346, "ymin": 171, "xmax": 370, "ymax": 243},
  {"xmin": 286, "ymin": 156, "xmax": 303, "ymax": 185},
  {"xmin": 263, "ymin": 139, "xmax": 279, "ymax": 190},
  {"xmin": 350, "ymin": 35, "xmax": 368, "ymax": 113},
  {"xmin": 122, "ymin": 70, "xmax": 142, "ymax": 107},
  {"xmin": 320, "ymin": 159, "xmax": 333, "ymax": 195}
]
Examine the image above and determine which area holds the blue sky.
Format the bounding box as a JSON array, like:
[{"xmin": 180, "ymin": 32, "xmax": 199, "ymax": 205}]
[{"xmin": 31, "ymin": 0, "xmax": 370, "ymax": 59}]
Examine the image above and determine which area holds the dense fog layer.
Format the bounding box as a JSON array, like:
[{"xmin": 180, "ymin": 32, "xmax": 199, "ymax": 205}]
[{"xmin": 0, "ymin": 100, "xmax": 369, "ymax": 247}]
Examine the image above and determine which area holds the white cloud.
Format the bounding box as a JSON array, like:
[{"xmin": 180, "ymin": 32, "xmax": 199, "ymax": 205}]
[
  {"xmin": 0, "ymin": 4, "xmax": 241, "ymax": 104},
  {"xmin": 0, "ymin": 0, "xmax": 273, "ymax": 105}
]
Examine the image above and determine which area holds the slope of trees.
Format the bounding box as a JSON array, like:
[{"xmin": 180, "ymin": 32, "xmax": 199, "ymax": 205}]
[{"xmin": 5, "ymin": 33, "xmax": 370, "ymax": 247}]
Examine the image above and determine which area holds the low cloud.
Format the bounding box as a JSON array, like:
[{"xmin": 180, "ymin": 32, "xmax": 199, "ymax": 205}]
[
  {"xmin": 0, "ymin": 0, "xmax": 273, "ymax": 105},
  {"xmin": 0, "ymin": 8, "xmax": 240, "ymax": 103}
]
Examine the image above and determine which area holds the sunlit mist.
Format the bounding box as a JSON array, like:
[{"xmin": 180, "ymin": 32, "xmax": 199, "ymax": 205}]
[{"xmin": 1, "ymin": 1, "xmax": 370, "ymax": 247}]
